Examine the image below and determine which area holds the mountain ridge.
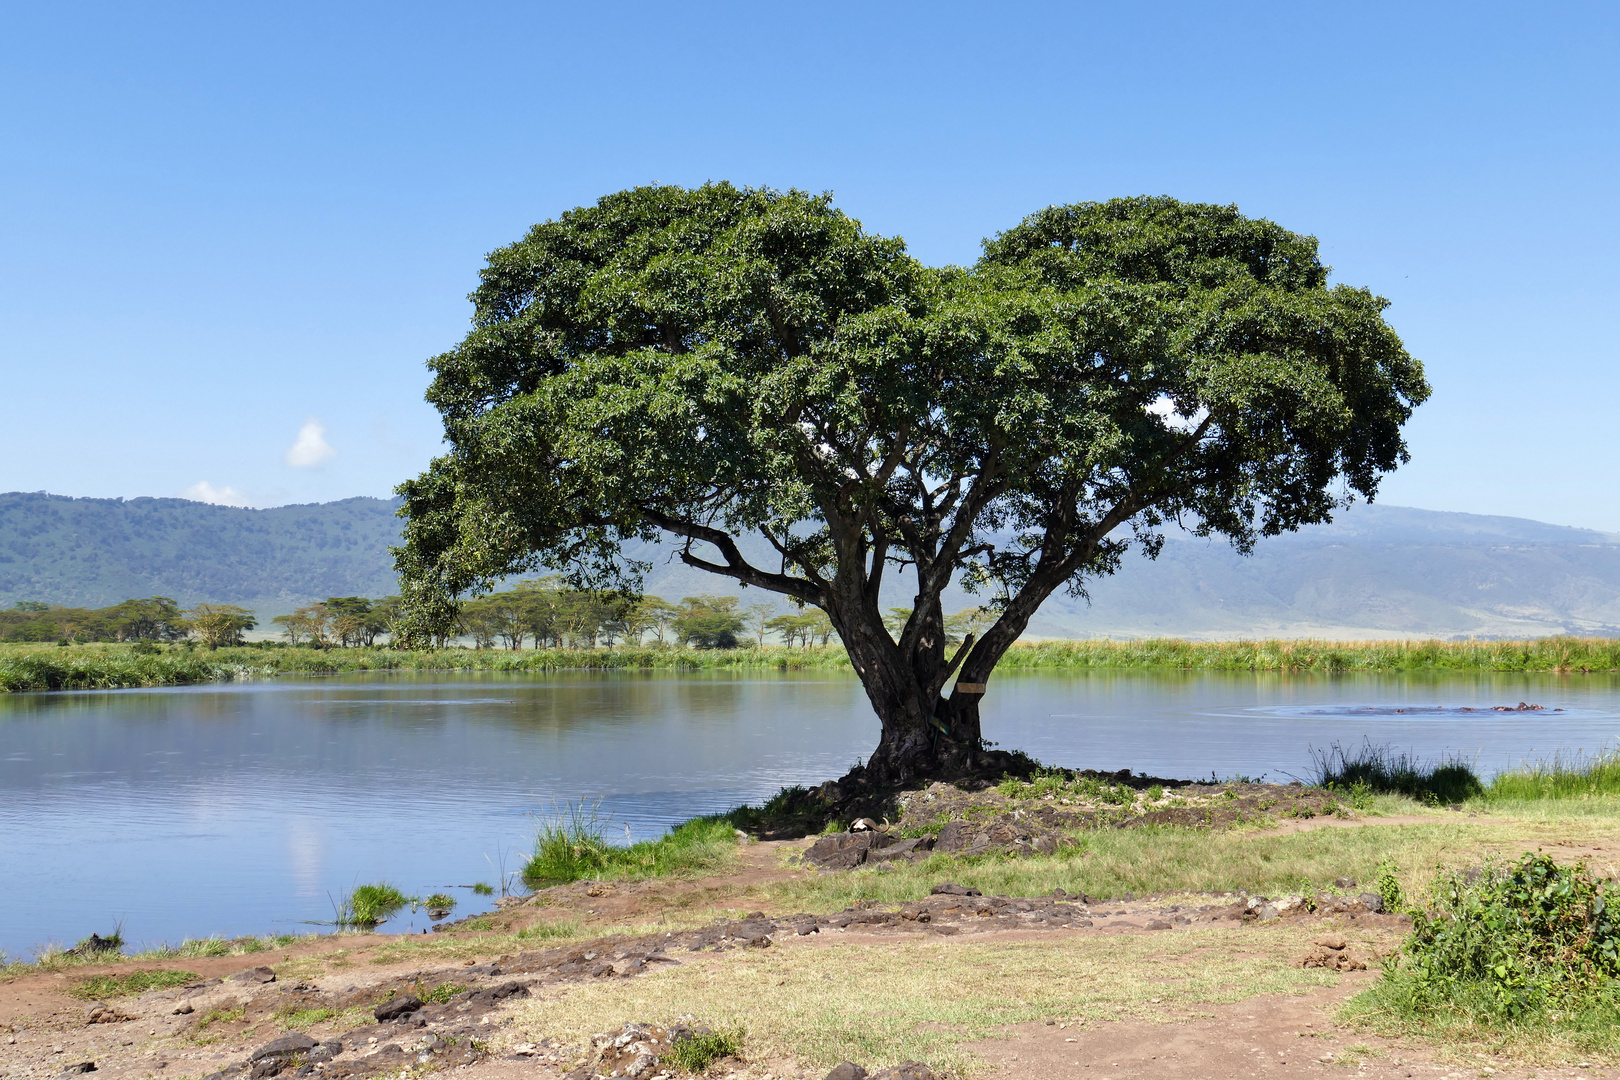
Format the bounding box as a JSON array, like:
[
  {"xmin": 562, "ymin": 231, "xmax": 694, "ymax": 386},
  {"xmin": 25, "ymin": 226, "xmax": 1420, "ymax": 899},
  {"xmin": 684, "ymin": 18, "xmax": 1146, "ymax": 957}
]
[{"xmin": 3, "ymin": 491, "xmax": 1618, "ymax": 639}]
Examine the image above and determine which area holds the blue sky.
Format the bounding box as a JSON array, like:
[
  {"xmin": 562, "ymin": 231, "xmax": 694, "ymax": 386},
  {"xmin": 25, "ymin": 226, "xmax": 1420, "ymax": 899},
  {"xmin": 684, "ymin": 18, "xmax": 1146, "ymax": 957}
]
[{"xmin": 3, "ymin": 2, "xmax": 1617, "ymax": 528}]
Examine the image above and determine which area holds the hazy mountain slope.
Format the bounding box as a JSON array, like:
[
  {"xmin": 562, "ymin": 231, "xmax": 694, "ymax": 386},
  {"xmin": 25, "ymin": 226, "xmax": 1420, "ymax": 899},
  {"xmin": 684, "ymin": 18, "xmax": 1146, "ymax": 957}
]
[
  {"xmin": 0, "ymin": 492, "xmax": 404, "ymax": 613},
  {"xmin": 3, "ymin": 492, "xmax": 1618, "ymax": 638}
]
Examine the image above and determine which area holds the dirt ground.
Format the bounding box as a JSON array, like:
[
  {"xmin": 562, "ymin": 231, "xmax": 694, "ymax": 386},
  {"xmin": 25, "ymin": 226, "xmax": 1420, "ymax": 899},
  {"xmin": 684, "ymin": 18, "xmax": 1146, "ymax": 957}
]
[{"xmin": 4, "ymin": 818, "xmax": 1617, "ymax": 1080}]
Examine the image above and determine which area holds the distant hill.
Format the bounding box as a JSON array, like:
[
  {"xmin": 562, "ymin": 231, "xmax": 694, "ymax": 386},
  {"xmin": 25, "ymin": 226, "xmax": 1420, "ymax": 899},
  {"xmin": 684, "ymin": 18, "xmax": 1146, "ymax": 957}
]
[
  {"xmin": 3, "ymin": 492, "xmax": 1618, "ymax": 638},
  {"xmin": 0, "ymin": 492, "xmax": 404, "ymax": 616}
]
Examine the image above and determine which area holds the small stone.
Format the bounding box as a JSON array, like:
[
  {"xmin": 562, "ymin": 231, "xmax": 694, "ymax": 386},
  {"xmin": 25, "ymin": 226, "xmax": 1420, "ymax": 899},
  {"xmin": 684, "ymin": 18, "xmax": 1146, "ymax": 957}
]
[
  {"xmin": 824, "ymin": 1067, "xmax": 868, "ymax": 1080},
  {"xmin": 1360, "ymin": 892, "xmax": 1385, "ymax": 913},
  {"xmin": 1144, "ymin": 919, "xmax": 1173, "ymax": 930},
  {"xmin": 60, "ymin": 1065, "xmax": 96, "ymax": 1076},
  {"xmin": 1315, "ymin": 933, "xmax": 1347, "ymax": 950},
  {"xmin": 929, "ymin": 882, "xmax": 981, "ymax": 897}
]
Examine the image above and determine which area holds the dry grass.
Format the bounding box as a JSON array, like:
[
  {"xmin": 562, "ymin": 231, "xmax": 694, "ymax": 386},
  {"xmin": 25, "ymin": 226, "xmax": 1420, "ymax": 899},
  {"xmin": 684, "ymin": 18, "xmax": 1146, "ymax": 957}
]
[
  {"xmin": 508, "ymin": 924, "xmax": 1355, "ymax": 1077},
  {"xmin": 764, "ymin": 816, "xmax": 1620, "ymax": 917}
]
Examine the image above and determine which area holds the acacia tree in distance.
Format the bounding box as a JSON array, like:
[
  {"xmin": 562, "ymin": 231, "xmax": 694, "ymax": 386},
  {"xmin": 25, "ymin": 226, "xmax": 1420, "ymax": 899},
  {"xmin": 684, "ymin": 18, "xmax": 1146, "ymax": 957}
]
[{"xmin": 394, "ymin": 184, "xmax": 1429, "ymax": 784}]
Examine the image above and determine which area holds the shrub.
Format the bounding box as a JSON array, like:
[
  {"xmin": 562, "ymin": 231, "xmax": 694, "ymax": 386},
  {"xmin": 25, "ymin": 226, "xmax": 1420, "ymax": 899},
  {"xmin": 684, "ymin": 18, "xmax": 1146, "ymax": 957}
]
[{"xmin": 1372, "ymin": 853, "xmax": 1620, "ymax": 1022}]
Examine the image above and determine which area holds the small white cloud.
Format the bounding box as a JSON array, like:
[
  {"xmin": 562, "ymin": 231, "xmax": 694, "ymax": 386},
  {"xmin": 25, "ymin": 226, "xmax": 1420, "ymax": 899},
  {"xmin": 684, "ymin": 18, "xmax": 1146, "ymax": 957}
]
[
  {"xmin": 284, "ymin": 417, "xmax": 336, "ymax": 468},
  {"xmin": 181, "ymin": 481, "xmax": 252, "ymax": 506}
]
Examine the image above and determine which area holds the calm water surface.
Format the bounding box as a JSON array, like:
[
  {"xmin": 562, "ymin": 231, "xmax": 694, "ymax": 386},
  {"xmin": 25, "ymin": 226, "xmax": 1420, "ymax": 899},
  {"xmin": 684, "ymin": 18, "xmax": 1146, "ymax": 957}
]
[{"xmin": 3, "ymin": 668, "xmax": 1618, "ymax": 954}]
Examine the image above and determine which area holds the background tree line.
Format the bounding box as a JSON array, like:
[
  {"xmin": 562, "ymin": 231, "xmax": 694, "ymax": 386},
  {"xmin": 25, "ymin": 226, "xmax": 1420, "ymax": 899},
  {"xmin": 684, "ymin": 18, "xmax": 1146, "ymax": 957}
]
[{"xmin": 0, "ymin": 597, "xmax": 257, "ymax": 649}]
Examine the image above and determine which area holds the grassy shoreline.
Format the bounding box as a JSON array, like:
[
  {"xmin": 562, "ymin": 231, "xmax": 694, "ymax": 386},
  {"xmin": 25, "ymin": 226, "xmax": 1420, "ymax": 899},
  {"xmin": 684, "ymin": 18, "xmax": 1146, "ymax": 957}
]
[{"xmin": 4, "ymin": 635, "xmax": 1620, "ymax": 692}]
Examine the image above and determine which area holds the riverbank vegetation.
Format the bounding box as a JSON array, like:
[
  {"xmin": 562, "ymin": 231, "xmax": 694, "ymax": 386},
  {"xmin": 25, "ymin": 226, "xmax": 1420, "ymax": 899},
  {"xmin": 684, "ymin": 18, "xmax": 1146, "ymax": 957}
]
[{"xmin": 6, "ymin": 634, "xmax": 1620, "ymax": 693}]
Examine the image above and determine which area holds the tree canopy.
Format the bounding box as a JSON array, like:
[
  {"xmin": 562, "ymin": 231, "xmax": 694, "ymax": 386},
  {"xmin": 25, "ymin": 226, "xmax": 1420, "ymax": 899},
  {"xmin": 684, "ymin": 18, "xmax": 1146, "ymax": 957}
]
[{"xmin": 397, "ymin": 184, "xmax": 1428, "ymax": 781}]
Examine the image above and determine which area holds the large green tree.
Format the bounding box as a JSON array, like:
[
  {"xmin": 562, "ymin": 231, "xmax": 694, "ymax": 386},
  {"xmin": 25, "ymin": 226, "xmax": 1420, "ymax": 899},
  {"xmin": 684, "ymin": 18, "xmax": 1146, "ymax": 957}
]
[{"xmin": 396, "ymin": 184, "xmax": 1428, "ymax": 783}]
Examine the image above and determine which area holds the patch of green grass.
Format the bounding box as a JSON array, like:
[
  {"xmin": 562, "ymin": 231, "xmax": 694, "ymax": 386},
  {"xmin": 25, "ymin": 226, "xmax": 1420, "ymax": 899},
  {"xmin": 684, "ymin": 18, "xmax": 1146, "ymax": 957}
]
[
  {"xmin": 195, "ymin": 1005, "xmax": 246, "ymax": 1031},
  {"xmin": 522, "ymin": 804, "xmax": 738, "ymax": 889},
  {"xmin": 274, "ymin": 1006, "xmax": 337, "ymax": 1028},
  {"xmin": 1487, "ymin": 748, "xmax": 1620, "ymax": 801},
  {"xmin": 337, "ymin": 883, "xmax": 410, "ymax": 928},
  {"xmin": 665, "ymin": 1028, "xmax": 743, "ymax": 1072},
  {"xmin": 420, "ymin": 982, "xmax": 467, "ymax": 1005},
  {"xmin": 768, "ymin": 820, "xmax": 1578, "ymax": 913},
  {"xmin": 1311, "ymin": 740, "xmax": 1484, "ymax": 804},
  {"xmin": 471, "ymin": 882, "xmax": 495, "ymax": 896},
  {"xmin": 70, "ymin": 969, "xmax": 197, "ymax": 999},
  {"xmin": 424, "ymin": 892, "xmax": 457, "ymax": 915},
  {"xmin": 515, "ymin": 920, "xmax": 581, "ymax": 941}
]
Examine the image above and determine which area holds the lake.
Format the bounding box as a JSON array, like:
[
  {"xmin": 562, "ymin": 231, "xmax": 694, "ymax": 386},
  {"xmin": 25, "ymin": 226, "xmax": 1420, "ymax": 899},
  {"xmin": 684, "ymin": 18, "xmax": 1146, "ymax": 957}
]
[{"xmin": 3, "ymin": 668, "xmax": 1619, "ymax": 956}]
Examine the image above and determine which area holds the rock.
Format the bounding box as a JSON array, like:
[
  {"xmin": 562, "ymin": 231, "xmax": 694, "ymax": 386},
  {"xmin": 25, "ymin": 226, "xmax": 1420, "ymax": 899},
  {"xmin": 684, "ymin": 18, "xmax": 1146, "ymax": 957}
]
[
  {"xmin": 745, "ymin": 934, "xmax": 772, "ymax": 948},
  {"xmin": 172, "ymin": 1004, "xmax": 194, "ymax": 1015},
  {"xmin": 1360, "ymin": 892, "xmax": 1386, "ymax": 913},
  {"xmin": 83, "ymin": 1003, "xmax": 131, "ymax": 1024},
  {"xmin": 1302, "ymin": 946, "xmax": 1366, "ymax": 971},
  {"xmin": 805, "ymin": 832, "xmax": 877, "ymax": 870},
  {"xmin": 1315, "ymin": 933, "xmax": 1347, "ymax": 950},
  {"xmin": 229, "ymin": 966, "xmax": 276, "ymax": 984},
  {"xmin": 60, "ymin": 1064, "xmax": 96, "ymax": 1076},
  {"xmin": 929, "ymin": 882, "xmax": 982, "ymax": 897},
  {"xmin": 1255, "ymin": 904, "xmax": 1280, "ymax": 921},
  {"xmin": 250, "ymin": 1035, "xmax": 317, "ymax": 1063},
  {"xmin": 1143, "ymin": 919, "xmax": 1173, "ymax": 931},
  {"xmin": 934, "ymin": 821, "xmax": 974, "ymax": 853},
  {"xmin": 869, "ymin": 837, "xmax": 932, "ymax": 863},
  {"xmin": 373, "ymin": 994, "xmax": 423, "ymax": 1021},
  {"xmin": 869, "ymin": 1063, "xmax": 938, "ymax": 1080},
  {"xmin": 824, "ymin": 1063, "xmax": 869, "ymax": 1080},
  {"xmin": 898, "ymin": 906, "xmax": 930, "ymax": 923},
  {"xmin": 1334, "ymin": 876, "xmax": 1358, "ymax": 889}
]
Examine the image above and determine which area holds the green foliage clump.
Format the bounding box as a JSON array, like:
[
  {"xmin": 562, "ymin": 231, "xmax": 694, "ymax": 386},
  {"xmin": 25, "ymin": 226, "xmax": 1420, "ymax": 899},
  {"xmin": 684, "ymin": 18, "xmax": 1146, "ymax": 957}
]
[
  {"xmin": 1375, "ymin": 857, "xmax": 1405, "ymax": 912},
  {"xmin": 1311, "ymin": 740, "xmax": 1483, "ymax": 804},
  {"xmin": 470, "ymin": 882, "xmax": 495, "ymax": 896},
  {"xmin": 419, "ymin": 982, "xmax": 466, "ymax": 1004},
  {"xmin": 1366, "ymin": 854, "xmax": 1620, "ymax": 1027},
  {"xmin": 997, "ymin": 768, "xmax": 1132, "ymax": 806},
  {"xmin": 522, "ymin": 804, "xmax": 738, "ymax": 888},
  {"xmin": 665, "ymin": 1028, "xmax": 743, "ymax": 1073},
  {"xmin": 70, "ymin": 969, "xmax": 197, "ymax": 999},
  {"xmin": 424, "ymin": 893, "xmax": 457, "ymax": 916},
  {"xmin": 337, "ymin": 883, "xmax": 410, "ymax": 928}
]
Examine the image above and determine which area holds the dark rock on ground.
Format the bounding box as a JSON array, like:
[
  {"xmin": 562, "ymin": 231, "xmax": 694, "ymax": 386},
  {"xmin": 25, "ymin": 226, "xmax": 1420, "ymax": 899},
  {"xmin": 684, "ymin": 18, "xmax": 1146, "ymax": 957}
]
[
  {"xmin": 824, "ymin": 1063, "xmax": 869, "ymax": 1080},
  {"xmin": 372, "ymin": 994, "xmax": 422, "ymax": 1021}
]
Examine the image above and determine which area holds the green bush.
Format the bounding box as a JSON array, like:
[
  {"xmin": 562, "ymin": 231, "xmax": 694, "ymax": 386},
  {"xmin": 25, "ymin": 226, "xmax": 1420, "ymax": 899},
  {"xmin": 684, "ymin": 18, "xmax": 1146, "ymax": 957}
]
[{"xmin": 1372, "ymin": 853, "xmax": 1620, "ymax": 1023}]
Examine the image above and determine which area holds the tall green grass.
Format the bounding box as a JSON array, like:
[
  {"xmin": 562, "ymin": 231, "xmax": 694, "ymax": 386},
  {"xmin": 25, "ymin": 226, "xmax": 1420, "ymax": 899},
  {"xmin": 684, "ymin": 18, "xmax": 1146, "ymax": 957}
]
[
  {"xmin": 1487, "ymin": 748, "xmax": 1620, "ymax": 801},
  {"xmin": 6, "ymin": 634, "xmax": 1619, "ymax": 694},
  {"xmin": 1310, "ymin": 740, "xmax": 1485, "ymax": 804},
  {"xmin": 521, "ymin": 803, "xmax": 739, "ymax": 888}
]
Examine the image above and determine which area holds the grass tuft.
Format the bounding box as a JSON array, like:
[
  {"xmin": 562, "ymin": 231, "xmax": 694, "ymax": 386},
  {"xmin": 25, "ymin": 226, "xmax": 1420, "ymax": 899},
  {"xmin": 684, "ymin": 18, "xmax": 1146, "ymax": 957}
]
[
  {"xmin": 1310, "ymin": 739, "xmax": 1483, "ymax": 804},
  {"xmin": 665, "ymin": 1027, "xmax": 743, "ymax": 1072},
  {"xmin": 337, "ymin": 883, "xmax": 410, "ymax": 928},
  {"xmin": 521, "ymin": 803, "xmax": 737, "ymax": 889}
]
